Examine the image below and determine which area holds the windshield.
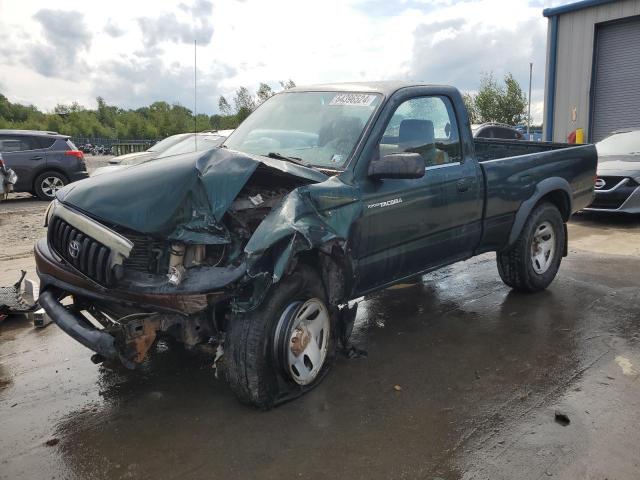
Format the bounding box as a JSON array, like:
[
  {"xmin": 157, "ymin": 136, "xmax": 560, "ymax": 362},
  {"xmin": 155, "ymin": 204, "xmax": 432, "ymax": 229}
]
[
  {"xmin": 156, "ymin": 134, "xmax": 227, "ymax": 159},
  {"xmin": 596, "ymin": 130, "xmax": 640, "ymax": 155},
  {"xmin": 223, "ymin": 91, "xmax": 382, "ymax": 168},
  {"xmin": 121, "ymin": 153, "xmax": 154, "ymax": 166},
  {"xmin": 148, "ymin": 134, "xmax": 191, "ymax": 152}
]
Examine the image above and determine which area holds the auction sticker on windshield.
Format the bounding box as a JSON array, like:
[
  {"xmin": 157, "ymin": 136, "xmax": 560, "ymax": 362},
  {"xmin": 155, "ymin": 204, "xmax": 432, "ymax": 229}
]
[{"xmin": 329, "ymin": 93, "xmax": 377, "ymax": 106}]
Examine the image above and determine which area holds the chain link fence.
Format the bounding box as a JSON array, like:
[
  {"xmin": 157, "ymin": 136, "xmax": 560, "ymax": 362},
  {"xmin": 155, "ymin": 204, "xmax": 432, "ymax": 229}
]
[{"xmin": 71, "ymin": 137, "xmax": 158, "ymax": 155}]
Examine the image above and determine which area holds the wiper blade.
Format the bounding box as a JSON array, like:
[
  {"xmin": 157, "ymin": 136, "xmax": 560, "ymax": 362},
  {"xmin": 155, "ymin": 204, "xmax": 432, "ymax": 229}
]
[{"xmin": 265, "ymin": 152, "xmax": 312, "ymax": 168}]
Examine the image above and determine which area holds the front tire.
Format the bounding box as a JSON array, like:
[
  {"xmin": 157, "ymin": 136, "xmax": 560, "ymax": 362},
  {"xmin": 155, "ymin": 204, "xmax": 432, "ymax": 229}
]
[
  {"xmin": 497, "ymin": 202, "xmax": 565, "ymax": 293},
  {"xmin": 224, "ymin": 265, "xmax": 336, "ymax": 409}
]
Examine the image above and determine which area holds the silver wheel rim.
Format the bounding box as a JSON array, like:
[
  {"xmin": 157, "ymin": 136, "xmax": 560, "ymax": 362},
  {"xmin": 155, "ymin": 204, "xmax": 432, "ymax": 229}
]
[
  {"xmin": 531, "ymin": 221, "xmax": 556, "ymax": 274},
  {"xmin": 41, "ymin": 176, "xmax": 64, "ymax": 197},
  {"xmin": 278, "ymin": 298, "xmax": 330, "ymax": 386}
]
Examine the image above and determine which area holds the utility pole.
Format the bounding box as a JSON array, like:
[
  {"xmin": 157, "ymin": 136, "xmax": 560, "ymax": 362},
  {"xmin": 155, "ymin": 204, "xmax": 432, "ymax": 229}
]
[
  {"xmin": 527, "ymin": 62, "xmax": 532, "ymax": 139},
  {"xmin": 194, "ymin": 39, "xmax": 197, "ymax": 151}
]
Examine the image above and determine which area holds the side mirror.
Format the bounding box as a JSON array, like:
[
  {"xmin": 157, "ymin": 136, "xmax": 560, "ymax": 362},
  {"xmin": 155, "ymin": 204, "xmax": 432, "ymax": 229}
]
[{"xmin": 367, "ymin": 153, "xmax": 425, "ymax": 180}]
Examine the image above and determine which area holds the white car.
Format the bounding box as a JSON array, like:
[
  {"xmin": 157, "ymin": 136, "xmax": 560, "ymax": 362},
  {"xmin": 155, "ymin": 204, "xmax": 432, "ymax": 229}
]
[{"xmin": 93, "ymin": 131, "xmax": 233, "ymax": 176}]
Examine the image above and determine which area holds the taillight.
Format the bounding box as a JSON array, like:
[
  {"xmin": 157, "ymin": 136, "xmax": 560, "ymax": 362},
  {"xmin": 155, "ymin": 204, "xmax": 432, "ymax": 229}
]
[{"xmin": 65, "ymin": 150, "xmax": 84, "ymax": 159}]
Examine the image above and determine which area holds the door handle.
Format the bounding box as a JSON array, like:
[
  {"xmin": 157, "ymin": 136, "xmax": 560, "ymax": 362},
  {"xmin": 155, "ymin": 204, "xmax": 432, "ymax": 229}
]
[
  {"xmin": 456, "ymin": 178, "xmax": 471, "ymax": 192},
  {"xmin": 31, "ymin": 156, "xmax": 44, "ymax": 161}
]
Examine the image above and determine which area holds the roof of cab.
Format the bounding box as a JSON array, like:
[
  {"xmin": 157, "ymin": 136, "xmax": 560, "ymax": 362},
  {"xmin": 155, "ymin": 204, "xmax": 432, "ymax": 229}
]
[{"xmin": 287, "ymin": 81, "xmax": 454, "ymax": 96}]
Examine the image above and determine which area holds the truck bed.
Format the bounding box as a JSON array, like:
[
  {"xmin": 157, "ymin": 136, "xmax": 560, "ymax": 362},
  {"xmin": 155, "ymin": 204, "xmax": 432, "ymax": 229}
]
[
  {"xmin": 476, "ymin": 141, "xmax": 598, "ymax": 252},
  {"xmin": 474, "ymin": 138, "xmax": 572, "ymax": 163}
]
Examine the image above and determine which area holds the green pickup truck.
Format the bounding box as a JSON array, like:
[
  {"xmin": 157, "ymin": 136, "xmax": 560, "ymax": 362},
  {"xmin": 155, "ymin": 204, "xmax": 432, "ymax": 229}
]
[{"xmin": 36, "ymin": 82, "xmax": 597, "ymax": 408}]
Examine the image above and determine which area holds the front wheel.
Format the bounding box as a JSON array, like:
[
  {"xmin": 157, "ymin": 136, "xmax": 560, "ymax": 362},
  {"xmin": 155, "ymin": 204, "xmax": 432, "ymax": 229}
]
[
  {"xmin": 224, "ymin": 265, "xmax": 336, "ymax": 409},
  {"xmin": 497, "ymin": 202, "xmax": 565, "ymax": 293}
]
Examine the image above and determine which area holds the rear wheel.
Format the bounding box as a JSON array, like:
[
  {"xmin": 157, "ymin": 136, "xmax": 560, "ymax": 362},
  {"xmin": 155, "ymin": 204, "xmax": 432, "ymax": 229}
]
[
  {"xmin": 497, "ymin": 202, "xmax": 565, "ymax": 293},
  {"xmin": 34, "ymin": 171, "xmax": 67, "ymax": 200},
  {"xmin": 224, "ymin": 265, "xmax": 336, "ymax": 409}
]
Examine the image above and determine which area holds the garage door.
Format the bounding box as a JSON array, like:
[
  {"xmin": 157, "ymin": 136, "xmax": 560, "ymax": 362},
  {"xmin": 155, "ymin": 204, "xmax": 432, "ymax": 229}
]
[{"xmin": 591, "ymin": 17, "xmax": 640, "ymax": 142}]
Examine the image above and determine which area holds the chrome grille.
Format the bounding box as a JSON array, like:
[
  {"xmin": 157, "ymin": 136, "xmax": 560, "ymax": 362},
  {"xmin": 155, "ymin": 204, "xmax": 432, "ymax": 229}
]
[{"xmin": 49, "ymin": 216, "xmax": 114, "ymax": 285}]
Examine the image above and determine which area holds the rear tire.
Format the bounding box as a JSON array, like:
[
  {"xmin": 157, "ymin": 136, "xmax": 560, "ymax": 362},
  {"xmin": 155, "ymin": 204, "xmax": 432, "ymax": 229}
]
[
  {"xmin": 34, "ymin": 171, "xmax": 68, "ymax": 200},
  {"xmin": 497, "ymin": 202, "xmax": 565, "ymax": 293},
  {"xmin": 224, "ymin": 265, "xmax": 336, "ymax": 409}
]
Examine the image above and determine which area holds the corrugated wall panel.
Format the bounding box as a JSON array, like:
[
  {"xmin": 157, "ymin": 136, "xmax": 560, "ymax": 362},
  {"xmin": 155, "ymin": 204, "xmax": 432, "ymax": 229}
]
[
  {"xmin": 548, "ymin": 0, "xmax": 640, "ymax": 142},
  {"xmin": 591, "ymin": 18, "xmax": 640, "ymax": 141}
]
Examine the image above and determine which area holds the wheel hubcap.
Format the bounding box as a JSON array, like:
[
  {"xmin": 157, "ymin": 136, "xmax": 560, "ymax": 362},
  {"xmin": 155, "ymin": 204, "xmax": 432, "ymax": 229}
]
[
  {"xmin": 41, "ymin": 177, "xmax": 64, "ymax": 197},
  {"xmin": 531, "ymin": 221, "xmax": 556, "ymax": 274},
  {"xmin": 275, "ymin": 298, "xmax": 330, "ymax": 385}
]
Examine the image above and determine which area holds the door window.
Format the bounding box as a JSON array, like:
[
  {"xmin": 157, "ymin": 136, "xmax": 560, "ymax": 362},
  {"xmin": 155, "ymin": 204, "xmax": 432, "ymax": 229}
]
[
  {"xmin": 35, "ymin": 136, "xmax": 56, "ymax": 149},
  {"xmin": 0, "ymin": 136, "xmax": 38, "ymax": 152},
  {"xmin": 379, "ymin": 96, "xmax": 462, "ymax": 166}
]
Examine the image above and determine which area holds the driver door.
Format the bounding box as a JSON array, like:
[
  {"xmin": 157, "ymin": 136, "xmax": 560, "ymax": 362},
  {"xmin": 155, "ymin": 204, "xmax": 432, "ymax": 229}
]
[{"xmin": 352, "ymin": 94, "xmax": 482, "ymax": 293}]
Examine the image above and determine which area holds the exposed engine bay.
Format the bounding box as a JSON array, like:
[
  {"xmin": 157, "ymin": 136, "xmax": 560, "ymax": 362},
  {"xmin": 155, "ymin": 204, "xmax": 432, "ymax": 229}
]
[{"xmin": 37, "ymin": 153, "xmax": 345, "ymax": 369}]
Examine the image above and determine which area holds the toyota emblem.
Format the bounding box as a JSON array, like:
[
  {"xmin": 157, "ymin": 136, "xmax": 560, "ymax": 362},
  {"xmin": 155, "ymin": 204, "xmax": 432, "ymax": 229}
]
[
  {"xmin": 594, "ymin": 178, "xmax": 606, "ymax": 189},
  {"xmin": 68, "ymin": 240, "xmax": 81, "ymax": 259}
]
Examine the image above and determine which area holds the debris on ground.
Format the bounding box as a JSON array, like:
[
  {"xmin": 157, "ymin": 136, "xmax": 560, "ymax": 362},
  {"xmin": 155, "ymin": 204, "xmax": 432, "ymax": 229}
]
[
  {"xmin": 44, "ymin": 438, "xmax": 60, "ymax": 447},
  {"xmin": 554, "ymin": 410, "xmax": 570, "ymax": 426},
  {"xmin": 0, "ymin": 271, "xmax": 37, "ymax": 316}
]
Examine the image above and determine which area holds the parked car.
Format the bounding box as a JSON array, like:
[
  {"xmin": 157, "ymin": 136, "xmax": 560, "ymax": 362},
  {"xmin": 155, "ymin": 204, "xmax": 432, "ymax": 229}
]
[
  {"xmin": 515, "ymin": 127, "xmax": 543, "ymax": 142},
  {"xmin": 584, "ymin": 129, "xmax": 640, "ymax": 213},
  {"xmin": 0, "ymin": 130, "xmax": 88, "ymax": 200},
  {"xmin": 473, "ymin": 122, "xmax": 523, "ymax": 140},
  {"xmin": 35, "ymin": 82, "xmax": 597, "ymax": 408},
  {"xmin": 107, "ymin": 133, "xmax": 193, "ymax": 167},
  {"xmin": 93, "ymin": 131, "xmax": 232, "ymax": 176}
]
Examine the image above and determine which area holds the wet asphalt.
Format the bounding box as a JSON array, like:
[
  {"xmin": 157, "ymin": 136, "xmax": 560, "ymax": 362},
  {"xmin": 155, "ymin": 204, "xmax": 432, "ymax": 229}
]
[{"xmin": 1, "ymin": 211, "xmax": 639, "ymax": 480}]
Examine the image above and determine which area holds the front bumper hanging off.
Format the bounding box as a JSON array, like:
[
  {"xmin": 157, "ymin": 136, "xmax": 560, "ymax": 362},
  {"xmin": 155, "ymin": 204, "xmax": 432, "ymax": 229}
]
[{"xmin": 38, "ymin": 289, "xmax": 120, "ymax": 363}]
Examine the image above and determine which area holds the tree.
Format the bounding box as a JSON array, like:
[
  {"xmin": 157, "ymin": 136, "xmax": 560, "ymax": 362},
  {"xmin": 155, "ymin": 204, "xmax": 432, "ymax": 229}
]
[
  {"xmin": 233, "ymin": 86, "xmax": 256, "ymax": 112},
  {"xmin": 462, "ymin": 92, "xmax": 479, "ymax": 124},
  {"xmin": 218, "ymin": 96, "xmax": 232, "ymax": 115},
  {"xmin": 465, "ymin": 72, "xmax": 527, "ymax": 125},
  {"xmin": 279, "ymin": 79, "xmax": 296, "ymax": 90},
  {"xmin": 256, "ymin": 83, "xmax": 274, "ymax": 105},
  {"xmin": 0, "ymin": 79, "xmax": 297, "ymax": 141}
]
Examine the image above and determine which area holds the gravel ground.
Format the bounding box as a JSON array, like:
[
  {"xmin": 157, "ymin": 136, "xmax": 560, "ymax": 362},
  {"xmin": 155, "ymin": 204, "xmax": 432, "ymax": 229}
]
[{"xmin": 0, "ymin": 155, "xmax": 113, "ymax": 265}]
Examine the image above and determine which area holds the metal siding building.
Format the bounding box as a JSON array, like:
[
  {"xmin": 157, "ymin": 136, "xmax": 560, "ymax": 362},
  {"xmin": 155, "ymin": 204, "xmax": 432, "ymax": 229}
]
[{"xmin": 543, "ymin": 0, "xmax": 640, "ymax": 142}]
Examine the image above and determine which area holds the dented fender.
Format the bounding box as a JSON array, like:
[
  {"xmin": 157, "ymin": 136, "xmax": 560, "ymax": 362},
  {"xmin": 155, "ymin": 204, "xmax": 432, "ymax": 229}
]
[{"xmin": 245, "ymin": 176, "xmax": 362, "ymax": 287}]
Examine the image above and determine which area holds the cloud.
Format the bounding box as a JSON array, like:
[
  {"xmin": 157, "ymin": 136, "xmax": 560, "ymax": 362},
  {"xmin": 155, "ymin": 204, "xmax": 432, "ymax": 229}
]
[
  {"xmin": 137, "ymin": 0, "xmax": 214, "ymax": 48},
  {"xmin": 408, "ymin": 17, "xmax": 546, "ymax": 93},
  {"xmin": 178, "ymin": 0, "xmax": 214, "ymax": 16},
  {"xmin": 28, "ymin": 9, "xmax": 92, "ymax": 78},
  {"xmin": 92, "ymin": 57, "xmax": 236, "ymax": 113},
  {"xmin": 104, "ymin": 19, "xmax": 125, "ymax": 37}
]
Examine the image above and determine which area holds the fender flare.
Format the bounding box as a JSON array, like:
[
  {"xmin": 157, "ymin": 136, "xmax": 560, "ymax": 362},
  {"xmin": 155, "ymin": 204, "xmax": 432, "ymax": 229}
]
[{"xmin": 507, "ymin": 177, "xmax": 572, "ymax": 247}]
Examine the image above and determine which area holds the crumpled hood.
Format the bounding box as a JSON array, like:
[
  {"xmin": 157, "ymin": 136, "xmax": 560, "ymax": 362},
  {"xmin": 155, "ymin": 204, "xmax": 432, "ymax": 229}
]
[{"xmin": 58, "ymin": 148, "xmax": 327, "ymax": 238}]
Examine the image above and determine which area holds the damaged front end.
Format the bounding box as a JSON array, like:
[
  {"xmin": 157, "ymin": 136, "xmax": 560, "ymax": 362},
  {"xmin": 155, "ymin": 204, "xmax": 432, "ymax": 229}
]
[{"xmin": 35, "ymin": 147, "xmax": 359, "ymax": 368}]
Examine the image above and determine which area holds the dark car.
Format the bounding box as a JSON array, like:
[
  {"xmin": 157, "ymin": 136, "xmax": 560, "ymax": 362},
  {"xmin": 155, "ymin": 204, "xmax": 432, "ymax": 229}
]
[
  {"xmin": 36, "ymin": 82, "xmax": 597, "ymax": 408},
  {"xmin": 472, "ymin": 122, "xmax": 523, "ymax": 140},
  {"xmin": 0, "ymin": 130, "xmax": 89, "ymax": 200}
]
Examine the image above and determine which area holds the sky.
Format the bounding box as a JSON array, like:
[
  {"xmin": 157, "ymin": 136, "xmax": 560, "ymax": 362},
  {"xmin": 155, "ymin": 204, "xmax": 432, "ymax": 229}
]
[{"xmin": 0, "ymin": 0, "xmax": 570, "ymax": 122}]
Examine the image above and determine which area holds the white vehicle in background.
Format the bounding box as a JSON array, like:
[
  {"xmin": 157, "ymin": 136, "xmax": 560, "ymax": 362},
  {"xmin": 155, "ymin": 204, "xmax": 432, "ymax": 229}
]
[
  {"xmin": 585, "ymin": 129, "xmax": 640, "ymax": 213},
  {"xmin": 93, "ymin": 130, "xmax": 233, "ymax": 176},
  {"xmin": 107, "ymin": 133, "xmax": 193, "ymax": 166}
]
